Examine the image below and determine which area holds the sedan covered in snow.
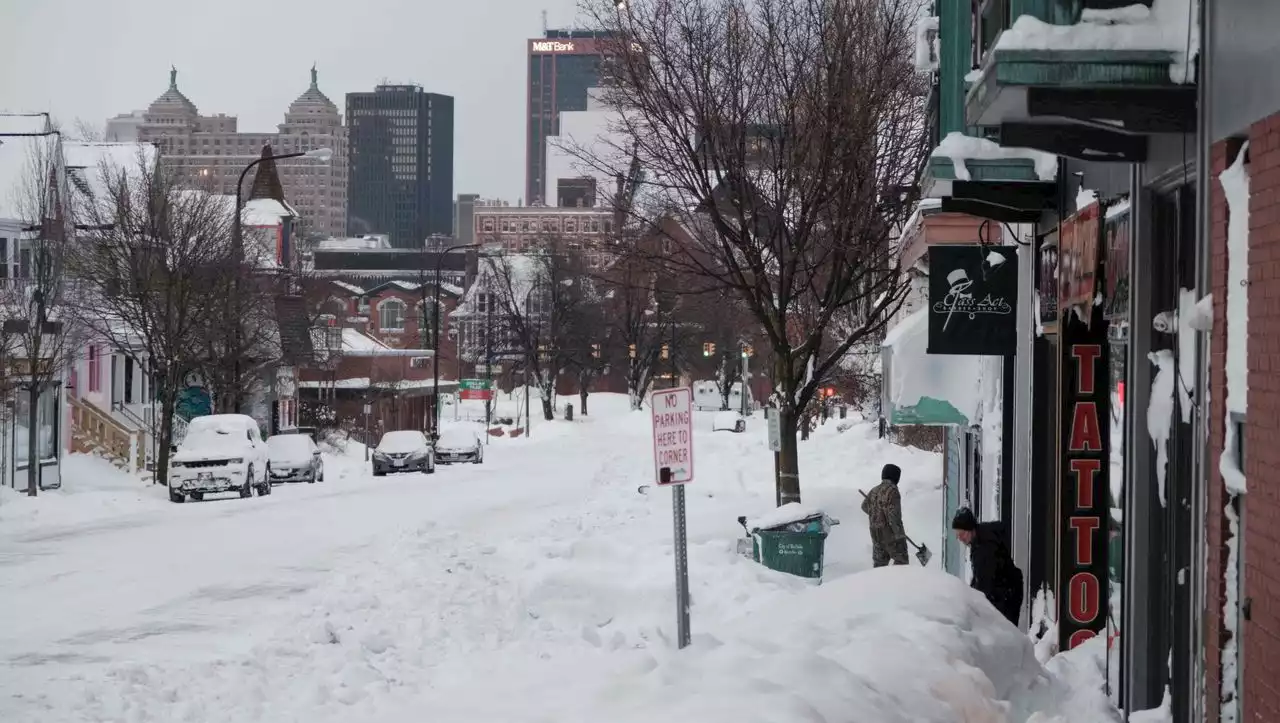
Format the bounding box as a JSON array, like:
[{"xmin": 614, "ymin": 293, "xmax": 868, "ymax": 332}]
[
  {"xmin": 168, "ymin": 414, "xmax": 270, "ymax": 502},
  {"xmin": 372, "ymin": 430, "xmax": 435, "ymax": 476},
  {"xmin": 434, "ymin": 426, "xmax": 484, "ymax": 464},
  {"xmin": 266, "ymin": 433, "xmax": 324, "ymax": 483},
  {"xmin": 712, "ymin": 411, "xmax": 747, "ymax": 433}
]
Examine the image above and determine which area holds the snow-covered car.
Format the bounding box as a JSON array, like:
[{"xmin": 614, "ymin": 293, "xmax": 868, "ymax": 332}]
[
  {"xmin": 372, "ymin": 430, "xmax": 435, "ymax": 476},
  {"xmin": 712, "ymin": 411, "xmax": 747, "ymax": 433},
  {"xmin": 434, "ymin": 426, "xmax": 484, "ymax": 464},
  {"xmin": 168, "ymin": 414, "xmax": 270, "ymax": 503},
  {"xmin": 266, "ymin": 433, "xmax": 324, "ymax": 484}
]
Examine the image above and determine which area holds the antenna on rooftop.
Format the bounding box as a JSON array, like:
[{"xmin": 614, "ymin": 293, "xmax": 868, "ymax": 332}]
[{"xmin": 542, "ymin": 9, "xmax": 549, "ymax": 34}]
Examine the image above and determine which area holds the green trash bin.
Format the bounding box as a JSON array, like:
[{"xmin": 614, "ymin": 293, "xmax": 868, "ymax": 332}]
[{"xmin": 752, "ymin": 529, "xmax": 828, "ymax": 579}]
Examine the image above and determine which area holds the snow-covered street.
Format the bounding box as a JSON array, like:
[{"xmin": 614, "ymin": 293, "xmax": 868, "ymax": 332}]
[{"xmin": 0, "ymin": 395, "xmax": 1115, "ymax": 722}]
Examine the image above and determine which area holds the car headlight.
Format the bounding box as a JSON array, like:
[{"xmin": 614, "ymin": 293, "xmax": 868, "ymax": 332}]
[
  {"xmin": 228, "ymin": 458, "xmax": 244, "ymax": 465},
  {"xmin": 171, "ymin": 461, "xmax": 186, "ymax": 468},
  {"xmin": 373, "ymin": 451, "xmax": 388, "ymax": 460}
]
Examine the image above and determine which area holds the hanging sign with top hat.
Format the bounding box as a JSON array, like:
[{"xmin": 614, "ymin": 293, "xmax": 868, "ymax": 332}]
[{"xmin": 926, "ymin": 244, "xmax": 1019, "ymax": 356}]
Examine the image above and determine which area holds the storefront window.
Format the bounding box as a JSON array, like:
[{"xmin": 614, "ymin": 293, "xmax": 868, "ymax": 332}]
[{"xmin": 12, "ymin": 385, "xmax": 58, "ymax": 467}]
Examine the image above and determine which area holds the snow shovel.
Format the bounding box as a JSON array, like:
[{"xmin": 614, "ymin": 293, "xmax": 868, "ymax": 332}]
[{"xmin": 858, "ymin": 489, "xmax": 932, "ymax": 567}]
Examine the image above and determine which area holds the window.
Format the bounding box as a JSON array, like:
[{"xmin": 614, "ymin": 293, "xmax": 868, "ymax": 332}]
[
  {"xmin": 419, "ymin": 300, "xmax": 440, "ymax": 348},
  {"xmin": 564, "ymin": 219, "xmax": 577, "ymax": 233},
  {"xmin": 378, "ymin": 299, "xmax": 406, "ymax": 331},
  {"xmin": 88, "ymin": 346, "xmax": 101, "ymax": 393}
]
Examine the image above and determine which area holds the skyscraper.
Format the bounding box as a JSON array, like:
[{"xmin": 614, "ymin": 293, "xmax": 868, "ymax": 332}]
[
  {"xmin": 346, "ymin": 85, "xmax": 454, "ymax": 247},
  {"xmin": 526, "ymin": 30, "xmax": 613, "ymax": 206}
]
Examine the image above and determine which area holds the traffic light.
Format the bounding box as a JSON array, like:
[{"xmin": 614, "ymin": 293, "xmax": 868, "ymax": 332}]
[
  {"xmin": 742, "ymin": 345, "xmax": 754, "ymax": 358},
  {"xmin": 703, "ymin": 342, "xmax": 715, "ymax": 357}
]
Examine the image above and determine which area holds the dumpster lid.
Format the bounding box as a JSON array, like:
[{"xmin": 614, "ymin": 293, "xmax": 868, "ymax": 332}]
[{"xmin": 748, "ymin": 502, "xmax": 829, "ymax": 533}]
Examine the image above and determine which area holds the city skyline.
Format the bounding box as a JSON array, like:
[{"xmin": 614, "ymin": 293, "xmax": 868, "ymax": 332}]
[{"xmin": 0, "ymin": 0, "xmax": 581, "ymax": 203}]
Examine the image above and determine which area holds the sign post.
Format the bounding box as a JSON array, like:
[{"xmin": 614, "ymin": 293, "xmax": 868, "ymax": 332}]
[
  {"xmin": 651, "ymin": 386, "xmax": 694, "ymax": 649},
  {"xmin": 363, "ymin": 403, "xmax": 372, "ymax": 461}
]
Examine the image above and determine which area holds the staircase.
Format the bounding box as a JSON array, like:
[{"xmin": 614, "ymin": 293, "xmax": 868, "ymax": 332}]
[
  {"xmin": 68, "ymin": 396, "xmax": 146, "ymax": 477},
  {"xmin": 111, "ymin": 403, "xmax": 191, "ymax": 474}
]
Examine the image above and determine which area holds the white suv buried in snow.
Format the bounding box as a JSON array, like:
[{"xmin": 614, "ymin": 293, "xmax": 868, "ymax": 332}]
[{"xmin": 168, "ymin": 414, "xmax": 271, "ymax": 503}]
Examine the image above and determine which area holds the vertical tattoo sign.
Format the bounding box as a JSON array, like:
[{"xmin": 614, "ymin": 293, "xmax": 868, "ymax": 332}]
[{"xmin": 1057, "ymin": 206, "xmax": 1111, "ymax": 652}]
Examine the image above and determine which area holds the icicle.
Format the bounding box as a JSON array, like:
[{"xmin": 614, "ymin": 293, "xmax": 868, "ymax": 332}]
[{"xmin": 1146, "ymin": 350, "xmax": 1175, "ymax": 507}]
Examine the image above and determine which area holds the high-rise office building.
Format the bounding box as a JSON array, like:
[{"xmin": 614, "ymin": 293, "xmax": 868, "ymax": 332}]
[
  {"xmin": 453, "ymin": 193, "xmax": 480, "ymax": 244},
  {"xmin": 526, "ymin": 30, "xmax": 613, "ymax": 206},
  {"xmin": 346, "ymin": 85, "xmax": 454, "ymax": 247}
]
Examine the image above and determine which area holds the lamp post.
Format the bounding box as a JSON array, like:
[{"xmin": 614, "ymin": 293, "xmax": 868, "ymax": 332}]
[
  {"xmin": 230, "ymin": 147, "xmax": 332, "ymax": 413},
  {"xmin": 431, "ymin": 242, "xmax": 481, "ymax": 439}
]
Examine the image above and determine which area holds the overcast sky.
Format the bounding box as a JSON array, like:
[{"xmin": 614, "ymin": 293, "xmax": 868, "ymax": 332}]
[{"xmin": 0, "ymin": 0, "xmax": 583, "ymax": 203}]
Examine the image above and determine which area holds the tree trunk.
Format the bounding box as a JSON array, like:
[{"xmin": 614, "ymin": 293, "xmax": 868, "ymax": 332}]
[
  {"xmin": 26, "ymin": 382, "xmax": 39, "ymax": 497},
  {"xmin": 579, "ymin": 388, "xmax": 589, "ymax": 416},
  {"xmin": 775, "ymin": 406, "xmax": 801, "ymax": 505},
  {"xmin": 541, "ymin": 396, "xmax": 555, "ymax": 421},
  {"xmin": 156, "ymin": 386, "xmax": 180, "ymax": 486}
]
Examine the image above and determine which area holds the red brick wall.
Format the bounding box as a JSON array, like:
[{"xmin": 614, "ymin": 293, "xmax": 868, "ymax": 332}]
[{"xmin": 1207, "ymin": 110, "xmax": 1280, "ymax": 723}]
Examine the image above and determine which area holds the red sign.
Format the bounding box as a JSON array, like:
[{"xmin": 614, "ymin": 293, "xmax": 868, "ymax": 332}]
[
  {"xmin": 459, "ymin": 388, "xmax": 492, "ymax": 401},
  {"xmin": 651, "ymin": 387, "xmax": 694, "ymax": 485},
  {"xmin": 1059, "ymin": 336, "xmax": 1111, "ymax": 651},
  {"xmin": 1059, "ymin": 203, "xmax": 1101, "ymax": 313}
]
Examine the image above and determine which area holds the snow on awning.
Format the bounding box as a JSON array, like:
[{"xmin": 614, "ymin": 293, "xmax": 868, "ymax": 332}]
[{"xmin": 880, "ymin": 308, "xmax": 984, "ymax": 426}]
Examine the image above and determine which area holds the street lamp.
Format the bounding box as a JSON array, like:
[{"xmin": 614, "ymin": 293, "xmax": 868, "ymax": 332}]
[
  {"xmin": 230, "ymin": 147, "xmax": 332, "ymax": 412},
  {"xmin": 431, "ymin": 242, "xmax": 481, "ymax": 439}
]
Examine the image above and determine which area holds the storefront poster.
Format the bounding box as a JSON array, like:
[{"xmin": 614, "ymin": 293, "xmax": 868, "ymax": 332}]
[
  {"xmin": 1059, "ymin": 203, "xmax": 1101, "ymax": 313},
  {"xmin": 1103, "ymin": 207, "xmax": 1131, "ymax": 320},
  {"xmin": 926, "ymin": 245, "xmax": 1018, "ymax": 356},
  {"xmin": 1039, "ymin": 242, "xmax": 1059, "ymax": 328}
]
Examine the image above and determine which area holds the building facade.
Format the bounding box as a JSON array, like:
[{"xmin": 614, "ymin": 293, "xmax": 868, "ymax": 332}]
[
  {"xmin": 471, "ymin": 204, "xmax": 614, "ymax": 263},
  {"xmin": 131, "ymin": 67, "xmax": 348, "ymax": 238},
  {"xmin": 526, "ymin": 30, "xmax": 613, "ymax": 206},
  {"xmin": 454, "ymin": 193, "xmax": 479, "ymax": 244},
  {"xmin": 346, "ymin": 85, "xmax": 454, "ymax": 247}
]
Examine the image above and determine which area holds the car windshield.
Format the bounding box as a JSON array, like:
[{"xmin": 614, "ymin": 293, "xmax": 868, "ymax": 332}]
[
  {"xmin": 437, "ymin": 428, "xmax": 476, "ymax": 447},
  {"xmin": 378, "ymin": 430, "xmax": 426, "ymax": 453},
  {"xmin": 267, "ymin": 435, "xmax": 313, "ymax": 458},
  {"xmin": 180, "ymin": 427, "xmax": 249, "ymax": 453}
]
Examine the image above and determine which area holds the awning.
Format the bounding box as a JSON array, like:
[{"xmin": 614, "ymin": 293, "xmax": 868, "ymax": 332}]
[{"xmin": 880, "ymin": 308, "xmax": 984, "ymax": 426}]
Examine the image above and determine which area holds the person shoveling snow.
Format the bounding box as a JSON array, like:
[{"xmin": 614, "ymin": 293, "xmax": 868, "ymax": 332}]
[
  {"xmin": 859, "ymin": 464, "xmax": 931, "ymax": 567},
  {"xmin": 952, "ymin": 506, "xmax": 1024, "ymax": 627}
]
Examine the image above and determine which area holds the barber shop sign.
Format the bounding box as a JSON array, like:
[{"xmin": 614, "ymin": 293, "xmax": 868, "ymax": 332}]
[{"xmin": 927, "ymin": 245, "xmax": 1018, "ymax": 356}]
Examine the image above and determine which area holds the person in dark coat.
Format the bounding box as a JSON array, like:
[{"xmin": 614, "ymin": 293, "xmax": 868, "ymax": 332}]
[
  {"xmin": 952, "ymin": 507, "xmax": 1024, "ymax": 627},
  {"xmin": 861, "ymin": 463, "xmax": 909, "ymax": 567}
]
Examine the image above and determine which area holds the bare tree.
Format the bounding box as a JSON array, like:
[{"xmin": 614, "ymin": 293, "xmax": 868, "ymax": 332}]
[
  {"xmin": 583, "ymin": 0, "xmax": 928, "ymax": 504},
  {"xmin": 562, "ymin": 278, "xmax": 611, "ymax": 416},
  {"xmin": 4, "ymin": 134, "xmax": 84, "ymax": 495},
  {"xmin": 485, "ymin": 243, "xmax": 594, "ymax": 421},
  {"xmin": 597, "ymin": 248, "xmax": 677, "ymax": 409},
  {"xmin": 68, "ymin": 153, "xmax": 235, "ymax": 487}
]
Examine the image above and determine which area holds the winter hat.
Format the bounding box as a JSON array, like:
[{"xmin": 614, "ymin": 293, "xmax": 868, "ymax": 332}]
[
  {"xmin": 881, "ymin": 464, "xmax": 901, "ymax": 484},
  {"xmin": 951, "ymin": 507, "xmax": 978, "ymax": 531}
]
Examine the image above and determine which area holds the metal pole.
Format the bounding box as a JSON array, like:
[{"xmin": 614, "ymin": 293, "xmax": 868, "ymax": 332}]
[
  {"xmin": 363, "ymin": 405, "xmax": 370, "ymax": 461},
  {"xmin": 672, "ymin": 484, "xmax": 691, "ymax": 648},
  {"xmin": 432, "ymin": 242, "xmax": 480, "ymax": 439},
  {"xmin": 485, "ymin": 299, "xmax": 493, "ymax": 442},
  {"xmin": 740, "ymin": 351, "xmax": 748, "ymax": 417},
  {"xmin": 524, "ymin": 366, "xmax": 531, "ymax": 439}
]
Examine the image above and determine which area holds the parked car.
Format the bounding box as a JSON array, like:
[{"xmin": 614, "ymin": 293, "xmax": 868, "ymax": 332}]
[
  {"xmin": 712, "ymin": 410, "xmax": 747, "ymax": 433},
  {"xmin": 434, "ymin": 426, "xmax": 484, "ymax": 464},
  {"xmin": 266, "ymin": 433, "xmax": 324, "ymax": 484},
  {"xmin": 168, "ymin": 414, "xmax": 270, "ymax": 502},
  {"xmin": 278, "ymin": 426, "xmax": 320, "ymax": 443},
  {"xmin": 372, "ymin": 430, "xmax": 436, "ymax": 476}
]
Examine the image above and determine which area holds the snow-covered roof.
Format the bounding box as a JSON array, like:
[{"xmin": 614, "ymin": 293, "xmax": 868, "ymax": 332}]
[
  {"xmin": 242, "ymin": 198, "xmax": 297, "ymax": 226},
  {"xmin": 342, "ymin": 328, "xmax": 389, "ymax": 352},
  {"xmin": 332, "ymin": 280, "xmax": 365, "ymax": 295},
  {"xmin": 0, "ymin": 113, "xmax": 52, "ymax": 135},
  {"xmin": 314, "ymin": 235, "xmax": 391, "ymax": 250},
  {"xmin": 994, "ymin": 0, "xmax": 1196, "ymax": 83},
  {"xmin": 63, "ymin": 141, "xmax": 157, "ymax": 207},
  {"xmin": 297, "ymin": 377, "xmax": 458, "ymax": 390},
  {"xmin": 381, "ymin": 279, "xmax": 464, "ymax": 297},
  {"xmin": 457, "ymin": 254, "xmax": 544, "ymax": 315},
  {"xmin": 0, "ymin": 131, "xmax": 59, "ymax": 222},
  {"xmin": 881, "ymin": 308, "xmax": 984, "ymax": 424},
  {"xmin": 931, "ymin": 132, "xmax": 1058, "ymax": 182}
]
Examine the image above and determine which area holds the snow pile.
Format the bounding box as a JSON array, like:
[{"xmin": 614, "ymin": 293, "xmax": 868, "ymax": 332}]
[
  {"xmin": 993, "ymin": 0, "xmax": 1198, "ymax": 83},
  {"xmin": 0, "ymin": 453, "xmax": 163, "ymax": 533},
  {"xmin": 914, "ymin": 15, "xmax": 939, "ymax": 73},
  {"xmin": 933, "ymin": 132, "xmax": 1059, "ymax": 182},
  {"xmin": 882, "ymin": 308, "xmax": 985, "ymax": 424},
  {"xmin": 554, "ymin": 569, "xmax": 1118, "ymax": 723},
  {"xmin": 1146, "ymin": 349, "xmax": 1175, "ymax": 507}
]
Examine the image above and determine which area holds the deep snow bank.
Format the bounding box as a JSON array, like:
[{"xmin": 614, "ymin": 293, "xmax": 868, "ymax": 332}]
[{"xmin": 556, "ymin": 567, "xmax": 1116, "ymax": 723}]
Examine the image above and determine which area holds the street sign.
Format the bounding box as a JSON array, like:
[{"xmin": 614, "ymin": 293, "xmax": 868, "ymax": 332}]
[
  {"xmin": 459, "ymin": 378, "xmax": 493, "ymax": 401},
  {"xmin": 649, "ymin": 385, "xmax": 693, "ymax": 650},
  {"xmin": 363, "ymin": 403, "xmax": 372, "ymax": 415},
  {"xmin": 765, "ymin": 407, "xmax": 782, "ymax": 451},
  {"xmin": 651, "ymin": 387, "xmax": 694, "ymax": 485},
  {"xmin": 475, "ymin": 364, "xmax": 503, "ymax": 375}
]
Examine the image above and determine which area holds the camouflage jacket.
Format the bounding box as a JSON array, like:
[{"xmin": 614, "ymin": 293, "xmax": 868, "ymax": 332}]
[{"xmin": 861, "ymin": 480, "xmax": 906, "ymax": 543}]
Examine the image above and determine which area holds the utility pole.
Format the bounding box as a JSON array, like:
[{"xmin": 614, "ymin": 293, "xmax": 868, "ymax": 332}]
[
  {"xmin": 740, "ymin": 348, "xmax": 749, "ymax": 417},
  {"xmin": 484, "ymin": 297, "xmax": 493, "ymax": 441}
]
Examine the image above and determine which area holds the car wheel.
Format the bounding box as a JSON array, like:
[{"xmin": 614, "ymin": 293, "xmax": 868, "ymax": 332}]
[
  {"xmin": 318, "ymin": 464, "xmax": 325, "ymax": 482},
  {"xmin": 240, "ymin": 467, "xmax": 254, "ymax": 498},
  {"xmin": 190, "ymin": 491, "xmax": 204, "ymax": 502},
  {"xmin": 373, "ymin": 466, "xmax": 385, "ymax": 477},
  {"xmin": 736, "ymin": 421, "xmax": 745, "ymax": 433},
  {"xmin": 258, "ymin": 479, "xmax": 272, "ymax": 496},
  {"xmin": 426, "ymin": 461, "xmax": 436, "ymax": 474},
  {"xmin": 169, "ymin": 489, "xmax": 185, "ymax": 503},
  {"xmin": 473, "ymin": 449, "xmax": 483, "ymax": 464},
  {"xmin": 308, "ymin": 468, "xmax": 317, "ymax": 484}
]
